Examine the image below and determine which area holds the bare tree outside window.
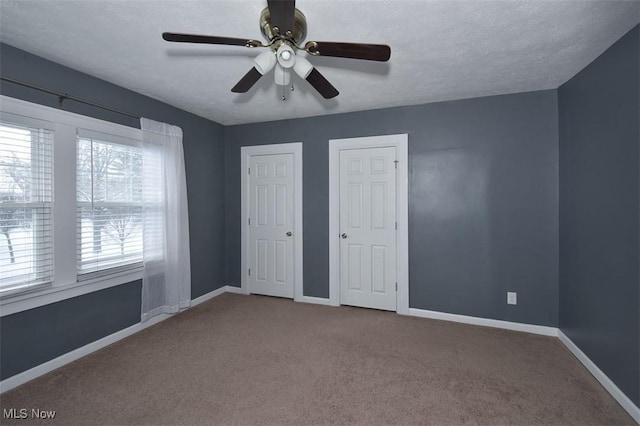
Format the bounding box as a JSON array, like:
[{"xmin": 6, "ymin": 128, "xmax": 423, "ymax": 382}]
[
  {"xmin": 0, "ymin": 153, "xmax": 30, "ymax": 264},
  {"xmin": 77, "ymin": 138, "xmax": 143, "ymax": 273},
  {"xmin": 0, "ymin": 123, "xmax": 53, "ymax": 289}
]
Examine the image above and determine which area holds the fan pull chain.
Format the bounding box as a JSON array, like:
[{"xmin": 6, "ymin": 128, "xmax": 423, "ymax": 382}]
[{"xmin": 279, "ymin": 82, "xmax": 294, "ymax": 101}]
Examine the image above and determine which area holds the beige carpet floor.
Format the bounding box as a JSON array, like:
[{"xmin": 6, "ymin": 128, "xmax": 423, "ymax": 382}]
[{"xmin": 0, "ymin": 293, "xmax": 634, "ymax": 425}]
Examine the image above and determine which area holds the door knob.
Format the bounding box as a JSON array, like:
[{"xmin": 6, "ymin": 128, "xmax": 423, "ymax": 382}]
[
  {"xmin": 286, "ymin": 231, "xmax": 293, "ymax": 237},
  {"xmin": 341, "ymin": 233, "xmax": 348, "ymax": 239}
]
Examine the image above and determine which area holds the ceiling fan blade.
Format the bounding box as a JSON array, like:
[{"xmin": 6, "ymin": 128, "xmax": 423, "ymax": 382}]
[
  {"xmin": 231, "ymin": 67, "xmax": 263, "ymax": 93},
  {"xmin": 267, "ymin": 0, "xmax": 296, "ymax": 36},
  {"xmin": 306, "ymin": 68, "xmax": 339, "ymax": 99},
  {"xmin": 162, "ymin": 32, "xmax": 263, "ymax": 48},
  {"xmin": 305, "ymin": 41, "xmax": 391, "ymax": 62}
]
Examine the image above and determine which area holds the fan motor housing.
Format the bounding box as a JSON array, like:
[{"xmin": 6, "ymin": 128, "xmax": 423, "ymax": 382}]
[{"xmin": 259, "ymin": 7, "xmax": 307, "ymax": 44}]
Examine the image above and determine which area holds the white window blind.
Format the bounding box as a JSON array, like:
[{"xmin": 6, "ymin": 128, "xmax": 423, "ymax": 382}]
[
  {"xmin": 76, "ymin": 136, "xmax": 143, "ymax": 276},
  {"xmin": 0, "ymin": 122, "xmax": 53, "ymax": 293}
]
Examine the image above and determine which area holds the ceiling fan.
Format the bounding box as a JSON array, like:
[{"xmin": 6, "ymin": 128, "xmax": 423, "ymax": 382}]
[{"xmin": 162, "ymin": 0, "xmax": 391, "ymax": 99}]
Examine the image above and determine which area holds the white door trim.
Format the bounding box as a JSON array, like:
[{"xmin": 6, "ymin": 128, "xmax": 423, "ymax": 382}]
[
  {"xmin": 329, "ymin": 134, "xmax": 409, "ymax": 314},
  {"xmin": 241, "ymin": 143, "xmax": 303, "ymax": 301}
]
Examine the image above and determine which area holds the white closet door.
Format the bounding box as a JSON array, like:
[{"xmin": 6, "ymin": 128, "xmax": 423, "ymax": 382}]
[
  {"xmin": 339, "ymin": 147, "xmax": 397, "ymax": 311},
  {"xmin": 249, "ymin": 153, "xmax": 294, "ymax": 298}
]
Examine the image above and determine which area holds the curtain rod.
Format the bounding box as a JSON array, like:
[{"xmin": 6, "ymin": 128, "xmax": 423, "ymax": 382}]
[{"xmin": 0, "ymin": 75, "xmax": 140, "ymax": 120}]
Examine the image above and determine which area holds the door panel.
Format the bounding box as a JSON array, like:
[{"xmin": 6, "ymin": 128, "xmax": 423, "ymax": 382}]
[
  {"xmin": 249, "ymin": 153, "xmax": 294, "ymax": 298},
  {"xmin": 339, "ymin": 147, "xmax": 397, "ymax": 311},
  {"xmin": 349, "ymin": 183, "xmax": 363, "ymax": 228},
  {"xmin": 348, "ymin": 244, "xmax": 363, "ymax": 291},
  {"xmin": 371, "ymin": 245, "xmax": 386, "ymax": 293},
  {"xmin": 256, "ymin": 239, "xmax": 268, "ymax": 281},
  {"xmin": 274, "ymin": 185, "xmax": 287, "ymax": 226}
]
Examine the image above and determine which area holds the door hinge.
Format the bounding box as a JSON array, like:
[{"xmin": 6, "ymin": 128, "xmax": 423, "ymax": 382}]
[
  {"xmin": 394, "ymin": 160, "xmax": 399, "ymax": 169},
  {"xmin": 248, "ymin": 168, "xmax": 250, "ymax": 175},
  {"xmin": 395, "ymin": 282, "xmax": 398, "ymax": 291},
  {"xmin": 395, "ymin": 221, "xmax": 398, "ymax": 230},
  {"xmin": 248, "ymin": 268, "xmax": 251, "ymax": 276},
  {"xmin": 248, "ymin": 217, "xmax": 250, "ymax": 226}
]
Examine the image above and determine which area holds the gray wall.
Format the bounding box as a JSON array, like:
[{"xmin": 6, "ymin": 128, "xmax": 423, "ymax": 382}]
[
  {"xmin": 0, "ymin": 281, "xmax": 141, "ymax": 380},
  {"xmin": 4, "ymin": 24, "xmax": 637, "ymax": 399},
  {"xmin": 558, "ymin": 25, "xmax": 640, "ymax": 405},
  {"xmin": 0, "ymin": 43, "xmax": 226, "ymax": 379},
  {"xmin": 225, "ymin": 90, "xmax": 559, "ymax": 326}
]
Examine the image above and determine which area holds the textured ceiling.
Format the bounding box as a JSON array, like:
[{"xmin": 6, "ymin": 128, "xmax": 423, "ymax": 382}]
[{"xmin": 0, "ymin": 1, "xmax": 638, "ymax": 125}]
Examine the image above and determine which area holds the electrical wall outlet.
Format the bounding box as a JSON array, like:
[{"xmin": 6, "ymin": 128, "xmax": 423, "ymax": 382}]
[{"xmin": 507, "ymin": 292, "xmax": 517, "ymax": 305}]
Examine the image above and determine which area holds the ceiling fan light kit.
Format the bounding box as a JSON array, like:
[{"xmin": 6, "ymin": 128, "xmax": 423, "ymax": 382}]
[
  {"xmin": 276, "ymin": 44, "xmax": 296, "ymax": 68},
  {"xmin": 293, "ymin": 56, "xmax": 313, "ymax": 80},
  {"xmin": 274, "ymin": 64, "xmax": 291, "ymax": 86},
  {"xmin": 162, "ymin": 0, "xmax": 391, "ymax": 100},
  {"xmin": 253, "ymin": 50, "xmax": 277, "ymax": 75}
]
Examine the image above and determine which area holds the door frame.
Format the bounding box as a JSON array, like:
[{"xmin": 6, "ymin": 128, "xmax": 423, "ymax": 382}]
[
  {"xmin": 240, "ymin": 143, "xmax": 303, "ymax": 301},
  {"xmin": 329, "ymin": 134, "xmax": 409, "ymax": 314}
]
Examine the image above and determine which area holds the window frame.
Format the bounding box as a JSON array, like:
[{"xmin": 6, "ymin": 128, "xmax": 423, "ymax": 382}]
[
  {"xmin": 0, "ymin": 95, "xmax": 143, "ymax": 317},
  {"xmin": 0, "ymin": 122, "xmax": 54, "ymax": 293},
  {"xmin": 76, "ymin": 133, "xmax": 144, "ymax": 277}
]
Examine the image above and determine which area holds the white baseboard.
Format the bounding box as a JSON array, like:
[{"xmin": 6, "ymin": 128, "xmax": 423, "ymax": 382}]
[
  {"xmin": 405, "ymin": 308, "xmax": 638, "ymax": 422},
  {"xmin": 191, "ymin": 286, "xmax": 227, "ymax": 306},
  {"xmin": 558, "ymin": 330, "xmax": 640, "ymax": 424},
  {"xmin": 4, "ymin": 286, "xmax": 638, "ymax": 425},
  {"xmin": 0, "ymin": 285, "xmax": 229, "ymax": 394},
  {"xmin": 0, "ymin": 312, "xmax": 170, "ymax": 393},
  {"xmin": 224, "ymin": 285, "xmax": 245, "ymax": 294},
  {"xmin": 295, "ymin": 295, "xmax": 335, "ymax": 306},
  {"xmin": 407, "ymin": 307, "xmax": 558, "ymax": 337}
]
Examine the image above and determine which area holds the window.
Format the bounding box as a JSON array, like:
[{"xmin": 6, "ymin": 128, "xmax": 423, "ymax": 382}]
[
  {"xmin": 76, "ymin": 136, "xmax": 143, "ymax": 275},
  {"xmin": 1, "ymin": 96, "xmax": 144, "ymax": 314},
  {"xmin": 0, "ymin": 122, "xmax": 53, "ymax": 293}
]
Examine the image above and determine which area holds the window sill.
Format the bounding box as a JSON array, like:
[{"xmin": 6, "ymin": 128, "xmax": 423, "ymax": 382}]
[{"xmin": 0, "ymin": 267, "xmax": 143, "ymax": 317}]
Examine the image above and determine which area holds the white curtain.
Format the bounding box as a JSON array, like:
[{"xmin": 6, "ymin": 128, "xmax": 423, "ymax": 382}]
[{"xmin": 140, "ymin": 118, "xmax": 191, "ymax": 322}]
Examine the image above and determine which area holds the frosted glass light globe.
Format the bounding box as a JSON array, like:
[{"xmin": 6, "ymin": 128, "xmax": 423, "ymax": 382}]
[{"xmin": 276, "ymin": 44, "xmax": 295, "ymax": 68}]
